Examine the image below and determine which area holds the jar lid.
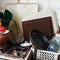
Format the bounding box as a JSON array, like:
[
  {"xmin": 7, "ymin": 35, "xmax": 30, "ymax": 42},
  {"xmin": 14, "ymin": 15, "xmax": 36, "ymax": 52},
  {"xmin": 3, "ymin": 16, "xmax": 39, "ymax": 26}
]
[{"xmin": 0, "ymin": 30, "xmax": 9, "ymax": 35}]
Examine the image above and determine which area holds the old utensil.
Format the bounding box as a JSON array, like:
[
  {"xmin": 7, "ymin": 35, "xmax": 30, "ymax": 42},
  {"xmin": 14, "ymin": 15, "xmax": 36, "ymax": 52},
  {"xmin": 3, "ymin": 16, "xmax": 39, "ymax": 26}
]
[
  {"xmin": 0, "ymin": 30, "xmax": 9, "ymax": 49},
  {"xmin": 29, "ymin": 29, "xmax": 49, "ymax": 49}
]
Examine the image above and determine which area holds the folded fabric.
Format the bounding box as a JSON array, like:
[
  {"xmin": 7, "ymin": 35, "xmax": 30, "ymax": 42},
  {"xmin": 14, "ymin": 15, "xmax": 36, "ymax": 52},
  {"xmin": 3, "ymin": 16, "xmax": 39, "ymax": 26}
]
[{"xmin": 2, "ymin": 10, "xmax": 12, "ymax": 29}]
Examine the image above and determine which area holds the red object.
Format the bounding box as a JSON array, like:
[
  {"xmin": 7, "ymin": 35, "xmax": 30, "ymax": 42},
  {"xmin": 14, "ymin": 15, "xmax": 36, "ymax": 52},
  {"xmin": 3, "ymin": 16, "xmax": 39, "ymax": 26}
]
[{"xmin": 0, "ymin": 26, "xmax": 6, "ymax": 32}]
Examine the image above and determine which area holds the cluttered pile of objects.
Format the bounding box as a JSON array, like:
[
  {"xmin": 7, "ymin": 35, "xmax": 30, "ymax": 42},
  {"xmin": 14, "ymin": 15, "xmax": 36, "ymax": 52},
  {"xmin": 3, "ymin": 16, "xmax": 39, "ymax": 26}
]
[
  {"xmin": 0, "ymin": 10, "xmax": 32, "ymax": 60},
  {"xmin": 0, "ymin": 9, "xmax": 60, "ymax": 60}
]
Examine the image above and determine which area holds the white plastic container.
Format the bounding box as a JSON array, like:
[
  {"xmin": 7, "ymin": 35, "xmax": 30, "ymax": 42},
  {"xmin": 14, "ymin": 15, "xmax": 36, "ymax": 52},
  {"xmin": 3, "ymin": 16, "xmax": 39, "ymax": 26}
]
[{"xmin": 36, "ymin": 49, "xmax": 60, "ymax": 60}]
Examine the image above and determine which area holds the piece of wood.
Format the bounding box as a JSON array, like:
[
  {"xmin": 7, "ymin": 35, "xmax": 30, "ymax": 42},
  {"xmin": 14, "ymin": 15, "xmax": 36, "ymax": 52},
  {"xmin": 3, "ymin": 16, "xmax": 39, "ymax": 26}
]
[{"xmin": 22, "ymin": 17, "xmax": 54, "ymax": 40}]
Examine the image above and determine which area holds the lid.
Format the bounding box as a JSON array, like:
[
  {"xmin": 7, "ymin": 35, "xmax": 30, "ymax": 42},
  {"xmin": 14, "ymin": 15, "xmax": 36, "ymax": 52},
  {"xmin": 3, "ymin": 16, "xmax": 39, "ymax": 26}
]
[
  {"xmin": 9, "ymin": 20, "xmax": 24, "ymax": 44},
  {"xmin": 0, "ymin": 30, "xmax": 9, "ymax": 34},
  {"xmin": 30, "ymin": 29, "xmax": 49, "ymax": 49}
]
